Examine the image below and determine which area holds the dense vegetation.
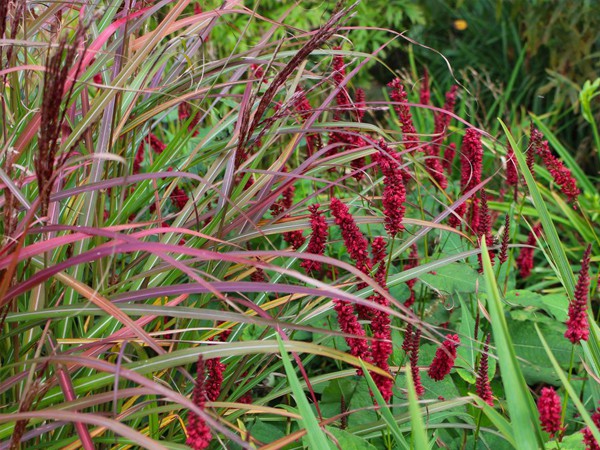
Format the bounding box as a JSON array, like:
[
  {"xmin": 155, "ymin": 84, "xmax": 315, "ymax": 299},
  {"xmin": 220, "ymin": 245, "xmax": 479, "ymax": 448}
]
[{"xmin": 1, "ymin": 2, "xmax": 599, "ymax": 449}]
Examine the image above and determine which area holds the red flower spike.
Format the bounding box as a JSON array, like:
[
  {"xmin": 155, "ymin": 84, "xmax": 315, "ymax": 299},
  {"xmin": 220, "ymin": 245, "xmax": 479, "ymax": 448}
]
[
  {"xmin": 250, "ymin": 266, "xmax": 266, "ymax": 283},
  {"xmin": 516, "ymin": 224, "xmax": 542, "ymax": 278},
  {"xmin": 148, "ymin": 133, "xmax": 166, "ymax": 154},
  {"xmin": 375, "ymin": 147, "xmax": 407, "ymax": 237},
  {"xmin": 333, "ymin": 299, "xmax": 370, "ymax": 363},
  {"xmin": 205, "ymin": 358, "xmax": 225, "ymax": 402},
  {"xmin": 565, "ymin": 244, "xmax": 592, "ymax": 344},
  {"xmin": 506, "ymin": 144, "xmax": 518, "ymax": 186},
  {"xmin": 179, "ymin": 103, "xmax": 200, "ymax": 137},
  {"xmin": 402, "ymin": 323, "xmax": 414, "ymax": 353},
  {"xmin": 452, "ymin": 129, "xmax": 483, "ymax": 228},
  {"xmin": 431, "ymin": 85, "xmax": 458, "ymax": 157},
  {"xmin": 251, "ymin": 63, "xmax": 264, "ymax": 79},
  {"xmin": 428, "ymin": 334, "xmax": 460, "ymax": 381},
  {"xmin": 371, "ymin": 236, "xmax": 388, "ymax": 287},
  {"xmin": 300, "ymin": 204, "xmax": 328, "ymax": 273},
  {"xmin": 332, "ymin": 48, "xmax": 351, "ymax": 113},
  {"xmin": 582, "ymin": 406, "xmax": 600, "ymax": 450},
  {"xmin": 526, "ymin": 124, "xmax": 544, "ymax": 176},
  {"xmin": 409, "ymin": 328, "xmax": 425, "ymax": 397},
  {"xmin": 477, "ymin": 191, "xmax": 494, "ymax": 272},
  {"xmin": 187, "ymin": 356, "xmax": 212, "ymax": 450},
  {"xmin": 499, "ymin": 214, "xmax": 511, "ymax": 264},
  {"xmin": 388, "ymin": 78, "xmax": 419, "ymax": 152},
  {"xmin": 537, "ymin": 140, "xmax": 580, "ymax": 202},
  {"xmin": 476, "ymin": 334, "xmax": 494, "ymax": 406},
  {"xmin": 330, "ymin": 197, "xmax": 370, "ymax": 273},
  {"xmin": 537, "ymin": 387, "xmax": 563, "ymax": 438},
  {"xmin": 283, "ymin": 230, "xmax": 306, "ymax": 250},
  {"xmin": 170, "ymin": 185, "xmax": 189, "ymax": 210}
]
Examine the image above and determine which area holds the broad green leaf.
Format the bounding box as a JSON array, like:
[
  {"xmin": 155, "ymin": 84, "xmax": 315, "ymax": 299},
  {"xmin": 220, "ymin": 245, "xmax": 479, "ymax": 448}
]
[
  {"xmin": 326, "ymin": 427, "xmax": 378, "ymax": 450},
  {"xmin": 419, "ymin": 263, "xmax": 480, "ymax": 294}
]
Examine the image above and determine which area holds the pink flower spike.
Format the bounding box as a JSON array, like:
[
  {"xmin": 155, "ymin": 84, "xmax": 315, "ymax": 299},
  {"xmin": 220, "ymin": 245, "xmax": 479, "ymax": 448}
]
[
  {"xmin": 375, "ymin": 142, "xmax": 407, "ymax": 237},
  {"xmin": 582, "ymin": 406, "xmax": 600, "ymax": 450},
  {"xmin": 476, "ymin": 334, "xmax": 494, "ymax": 406},
  {"xmin": 409, "ymin": 328, "xmax": 425, "ymax": 397},
  {"xmin": 388, "ymin": 78, "xmax": 419, "ymax": 152},
  {"xmin": 428, "ymin": 334, "xmax": 460, "ymax": 381},
  {"xmin": 300, "ymin": 204, "xmax": 328, "ymax": 273},
  {"xmin": 187, "ymin": 356, "xmax": 212, "ymax": 450},
  {"xmin": 565, "ymin": 244, "xmax": 592, "ymax": 344},
  {"xmin": 537, "ymin": 387, "xmax": 563, "ymax": 438},
  {"xmin": 330, "ymin": 197, "xmax": 370, "ymax": 273},
  {"xmin": 333, "ymin": 299, "xmax": 370, "ymax": 363}
]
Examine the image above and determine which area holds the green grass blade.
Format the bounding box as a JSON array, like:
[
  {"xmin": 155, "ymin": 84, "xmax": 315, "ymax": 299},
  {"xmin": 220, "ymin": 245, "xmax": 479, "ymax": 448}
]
[
  {"xmin": 470, "ymin": 395, "xmax": 516, "ymax": 447},
  {"xmin": 276, "ymin": 335, "xmax": 331, "ymax": 449},
  {"xmin": 405, "ymin": 364, "xmax": 429, "ymax": 450},
  {"xmin": 480, "ymin": 239, "xmax": 544, "ymax": 448},
  {"xmin": 359, "ymin": 360, "xmax": 410, "ymax": 449}
]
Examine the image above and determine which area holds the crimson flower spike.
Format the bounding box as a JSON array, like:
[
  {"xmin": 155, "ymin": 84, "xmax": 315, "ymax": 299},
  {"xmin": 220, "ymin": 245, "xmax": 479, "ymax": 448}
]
[
  {"xmin": 388, "ymin": 78, "xmax": 420, "ymax": 153},
  {"xmin": 187, "ymin": 356, "xmax": 212, "ymax": 450},
  {"xmin": 477, "ymin": 191, "xmax": 494, "ymax": 272},
  {"xmin": 332, "ymin": 47, "xmax": 351, "ymax": 114},
  {"xmin": 565, "ymin": 244, "xmax": 592, "ymax": 344},
  {"xmin": 450, "ymin": 129, "xmax": 483, "ymax": 228},
  {"xmin": 537, "ymin": 140, "xmax": 580, "ymax": 203},
  {"xmin": 375, "ymin": 140, "xmax": 407, "ymax": 237},
  {"xmin": 330, "ymin": 197, "xmax": 370, "ymax": 273},
  {"xmin": 498, "ymin": 214, "xmax": 511, "ymax": 265},
  {"xmin": 333, "ymin": 299, "xmax": 370, "ymax": 363},
  {"xmin": 476, "ymin": 334, "xmax": 494, "ymax": 406},
  {"xmin": 409, "ymin": 327, "xmax": 425, "ymax": 397},
  {"xmin": 300, "ymin": 204, "xmax": 328, "ymax": 274},
  {"xmin": 428, "ymin": 334, "xmax": 460, "ymax": 381},
  {"xmin": 369, "ymin": 237, "xmax": 394, "ymax": 401},
  {"xmin": 537, "ymin": 387, "xmax": 563, "ymax": 439},
  {"xmin": 582, "ymin": 405, "xmax": 600, "ymax": 449}
]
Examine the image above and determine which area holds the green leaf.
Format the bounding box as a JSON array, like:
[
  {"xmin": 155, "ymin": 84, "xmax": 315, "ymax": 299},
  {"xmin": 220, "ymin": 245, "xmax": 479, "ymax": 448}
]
[
  {"xmin": 326, "ymin": 427, "xmax": 378, "ymax": 450},
  {"xmin": 420, "ymin": 263, "xmax": 480, "ymax": 294},
  {"xmin": 505, "ymin": 289, "xmax": 569, "ymax": 322},
  {"xmin": 456, "ymin": 296, "xmax": 477, "ymax": 383}
]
